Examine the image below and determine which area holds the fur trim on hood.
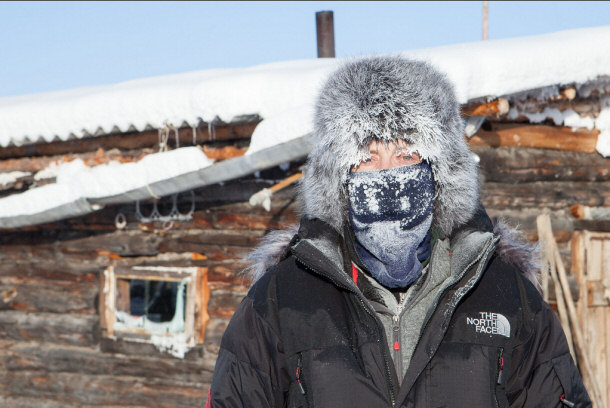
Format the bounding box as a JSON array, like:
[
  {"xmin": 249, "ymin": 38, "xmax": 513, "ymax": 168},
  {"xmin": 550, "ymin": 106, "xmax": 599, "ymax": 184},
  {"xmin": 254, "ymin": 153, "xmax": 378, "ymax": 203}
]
[
  {"xmin": 242, "ymin": 225, "xmax": 298, "ymax": 282},
  {"xmin": 300, "ymin": 56, "xmax": 478, "ymax": 237},
  {"xmin": 242, "ymin": 222, "xmax": 541, "ymax": 291}
]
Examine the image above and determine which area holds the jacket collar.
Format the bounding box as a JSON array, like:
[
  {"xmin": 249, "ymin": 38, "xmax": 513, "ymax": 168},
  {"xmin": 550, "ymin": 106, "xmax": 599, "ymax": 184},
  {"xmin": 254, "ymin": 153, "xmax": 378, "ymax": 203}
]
[{"xmin": 290, "ymin": 211, "xmax": 496, "ymax": 296}]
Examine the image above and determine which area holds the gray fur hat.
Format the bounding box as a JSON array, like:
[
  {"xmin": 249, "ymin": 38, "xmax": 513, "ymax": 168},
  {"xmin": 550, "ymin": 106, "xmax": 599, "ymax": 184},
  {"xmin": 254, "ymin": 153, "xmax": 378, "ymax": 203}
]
[{"xmin": 300, "ymin": 56, "xmax": 479, "ymax": 237}]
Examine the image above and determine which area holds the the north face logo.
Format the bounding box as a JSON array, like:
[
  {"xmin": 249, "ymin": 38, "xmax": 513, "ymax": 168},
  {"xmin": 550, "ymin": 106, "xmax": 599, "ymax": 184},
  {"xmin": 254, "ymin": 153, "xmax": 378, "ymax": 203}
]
[{"xmin": 466, "ymin": 312, "xmax": 510, "ymax": 337}]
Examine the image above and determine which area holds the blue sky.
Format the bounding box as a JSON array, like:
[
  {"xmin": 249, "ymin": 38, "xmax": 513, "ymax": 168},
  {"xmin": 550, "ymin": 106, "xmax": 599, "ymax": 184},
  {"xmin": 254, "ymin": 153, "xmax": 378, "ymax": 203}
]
[{"xmin": 1, "ymin": 1, "xmax": 609, "ymax": 98}]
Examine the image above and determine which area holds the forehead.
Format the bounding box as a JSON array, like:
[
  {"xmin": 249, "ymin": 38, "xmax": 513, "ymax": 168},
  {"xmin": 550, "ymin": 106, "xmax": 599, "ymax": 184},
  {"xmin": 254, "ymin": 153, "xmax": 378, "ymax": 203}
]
[{"xmin": 368, "ymin": 139, "xmax": 412, "ymax": 152}]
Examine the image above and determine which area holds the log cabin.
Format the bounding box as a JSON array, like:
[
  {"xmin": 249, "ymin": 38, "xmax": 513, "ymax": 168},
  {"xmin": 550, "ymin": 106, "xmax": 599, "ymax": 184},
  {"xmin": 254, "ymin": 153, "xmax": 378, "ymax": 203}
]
[{"xmin": 1, "ymin": 26, "xmax": 610, "ymax": 407}]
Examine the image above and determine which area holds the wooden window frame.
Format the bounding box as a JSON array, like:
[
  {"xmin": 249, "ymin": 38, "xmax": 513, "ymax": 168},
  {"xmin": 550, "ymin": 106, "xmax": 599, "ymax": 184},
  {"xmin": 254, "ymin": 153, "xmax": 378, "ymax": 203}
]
[{"xmin": 100, "ymin": 265, "xmax": 210, "ymax": 350}]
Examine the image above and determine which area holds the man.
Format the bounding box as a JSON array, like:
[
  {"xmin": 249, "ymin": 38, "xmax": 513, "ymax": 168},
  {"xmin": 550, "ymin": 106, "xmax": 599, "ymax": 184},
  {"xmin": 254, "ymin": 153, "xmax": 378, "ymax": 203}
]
[{"xmin": 209, "ymin": 56, "xmax": 590, "ymax": 407}]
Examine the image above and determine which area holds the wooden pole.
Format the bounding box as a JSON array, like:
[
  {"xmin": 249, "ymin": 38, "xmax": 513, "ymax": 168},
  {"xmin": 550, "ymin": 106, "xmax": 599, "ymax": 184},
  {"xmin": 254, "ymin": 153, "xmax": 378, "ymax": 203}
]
[
  {"xmin": 316, "ymin": 11, "xmax": 335, "ymax": 58},
  {"xmin": 482, "ymin": 1, "xmax": 489, "ymax": 41},
  {"xmin": 537, "ymin": 215, "xmax": 574, "ymax": 356},
  {"xmin": 537, "ymin": 214, "xmax": 605, "ymax": 408}
]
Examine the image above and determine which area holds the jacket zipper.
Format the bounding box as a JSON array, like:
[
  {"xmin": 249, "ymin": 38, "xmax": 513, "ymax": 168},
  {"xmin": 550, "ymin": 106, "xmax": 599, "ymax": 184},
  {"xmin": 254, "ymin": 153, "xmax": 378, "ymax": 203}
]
[
  {"xmin": 292, "ymin": 253, "xmax": 397, "ymax": 407},
  {"xmin": 392, "ymin": 315, "xmax": 402, "ymax": 379},
  {"xmin": 296, "ymin": 353, "xmax": 306, "ymax": 395},
  {"xmin": 392, "ymin": 292, "xmax": 408, "ymax": 378},
  {"xmin": 560, "ymin": 394, "xmax": 575, "ymax": 407},
  {"xmin": 496, "ymin": 347, "xmax": 504, "ymax": 385},
  {"xmin": 296, "ymin": 352, "xmax": 313, "ymax": 407},
  {"xmin": 494, "ymin": 347, "xmax": 504, "ymax": 408}
]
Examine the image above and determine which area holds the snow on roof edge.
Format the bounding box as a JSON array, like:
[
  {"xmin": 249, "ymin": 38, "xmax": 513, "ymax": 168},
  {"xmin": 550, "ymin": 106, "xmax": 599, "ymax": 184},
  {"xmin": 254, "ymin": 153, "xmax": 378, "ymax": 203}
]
[{"xmin": 0, "ymin": 135, "xmax": 314, "ymax": 229}]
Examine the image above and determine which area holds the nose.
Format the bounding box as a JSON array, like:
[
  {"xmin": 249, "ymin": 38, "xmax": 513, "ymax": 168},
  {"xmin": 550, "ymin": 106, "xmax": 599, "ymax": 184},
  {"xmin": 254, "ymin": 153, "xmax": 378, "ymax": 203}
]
[{"xmin": 379, "ymin": 154, "xmax": 395, "ymax": 170}]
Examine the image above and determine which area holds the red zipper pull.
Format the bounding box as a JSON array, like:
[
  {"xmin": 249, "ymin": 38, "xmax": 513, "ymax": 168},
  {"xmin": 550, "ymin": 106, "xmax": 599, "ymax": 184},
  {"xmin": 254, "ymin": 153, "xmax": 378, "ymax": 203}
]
[
  {"xmin": 497, "ymin": 350, "xmax": 504, "ymax": 384},
  {"xmin": 560, "ymin": 394, "xmax": 575, "ymax": 407},
  {"xmin": 296, "ymin": 366, "xmax": 306, "ymax": 395}
]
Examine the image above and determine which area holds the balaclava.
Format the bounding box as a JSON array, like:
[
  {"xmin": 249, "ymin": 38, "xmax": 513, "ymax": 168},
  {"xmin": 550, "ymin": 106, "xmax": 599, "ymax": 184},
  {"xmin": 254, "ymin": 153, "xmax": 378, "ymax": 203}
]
[
  {"xmin": 300, "ymin": 56, "xmax": 479, "ymax": 241},
  {"xmin": 347, "ymin": 162, "xmax": 434, "ymax": 288}
]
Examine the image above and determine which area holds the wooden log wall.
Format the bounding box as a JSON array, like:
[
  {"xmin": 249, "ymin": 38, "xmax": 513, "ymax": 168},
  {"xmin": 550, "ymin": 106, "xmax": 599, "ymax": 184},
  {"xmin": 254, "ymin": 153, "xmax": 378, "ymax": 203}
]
[{"xmin": 0, "ymin": 168, "xmax": 300, "ymax": 407}]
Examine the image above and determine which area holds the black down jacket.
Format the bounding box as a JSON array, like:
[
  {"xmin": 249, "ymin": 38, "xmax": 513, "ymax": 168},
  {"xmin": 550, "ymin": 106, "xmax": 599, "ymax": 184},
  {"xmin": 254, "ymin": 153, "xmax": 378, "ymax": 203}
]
[{"xmin": 209, "ymin": 216, "xmax": 590, "ymax": 407}]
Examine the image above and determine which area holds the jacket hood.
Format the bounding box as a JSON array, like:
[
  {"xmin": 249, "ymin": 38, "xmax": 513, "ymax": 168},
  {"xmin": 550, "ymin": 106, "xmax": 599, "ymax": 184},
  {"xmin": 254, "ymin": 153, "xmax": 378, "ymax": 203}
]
[{"xmin": 300, "ymin": 56, "xmax": 478, "ymax": 237}]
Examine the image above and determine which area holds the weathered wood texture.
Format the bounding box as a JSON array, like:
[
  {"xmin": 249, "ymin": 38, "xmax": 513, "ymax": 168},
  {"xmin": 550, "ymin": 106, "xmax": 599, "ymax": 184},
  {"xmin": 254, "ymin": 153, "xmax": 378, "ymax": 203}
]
[
  {"xmin": 1, "ymin": 136, "xmax": 609, "ymax": 406},
  {"xmin": 474, "ymin": 146, "xmax": 610, "ymax": 182},
  {"xmin": 469, "ymin": 123, "xmax": 599, "ymax": 152}
]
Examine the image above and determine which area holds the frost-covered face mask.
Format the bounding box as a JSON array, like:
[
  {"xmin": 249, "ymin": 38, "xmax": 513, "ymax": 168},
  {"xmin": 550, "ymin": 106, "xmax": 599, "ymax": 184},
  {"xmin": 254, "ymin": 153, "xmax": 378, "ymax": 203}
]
[{"xmin": 347, "ymin": 161, "xmax": 434, "ymax": 288}]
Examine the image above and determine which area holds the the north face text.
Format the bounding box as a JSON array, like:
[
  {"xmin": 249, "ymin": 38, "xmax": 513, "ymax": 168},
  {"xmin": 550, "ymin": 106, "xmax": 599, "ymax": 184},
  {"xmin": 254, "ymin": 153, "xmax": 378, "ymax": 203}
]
[{"xmin": 466, "ymin": 312, "xmax": 510, "ymax": 337}]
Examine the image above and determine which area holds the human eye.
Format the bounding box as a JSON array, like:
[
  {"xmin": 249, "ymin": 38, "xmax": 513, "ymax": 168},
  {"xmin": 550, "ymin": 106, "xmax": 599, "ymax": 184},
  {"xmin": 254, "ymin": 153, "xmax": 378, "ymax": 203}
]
[{"xmin": 397, "ymin": 151, "xmax": 421, "ymax": 165}]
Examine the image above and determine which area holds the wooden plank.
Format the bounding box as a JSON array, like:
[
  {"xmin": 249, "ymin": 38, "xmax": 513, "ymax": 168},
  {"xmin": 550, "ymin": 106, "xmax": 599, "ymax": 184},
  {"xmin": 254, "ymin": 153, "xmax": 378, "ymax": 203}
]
[
  {"xmin": 0, "ymin": 341, "xmax": 216, "ymax": 383},
  {"xmin": 0, "ymin": 260, "xmax": 99, "ymax": 283},
  {"xmin": 0, "ymin": 396, "xmax": 80, "ymax": 408},
  {"xmin": 161, "ymin": 229, "xmax": 264, "ymax": 248},
  {"xmin": 202, "ymin": 145, "xmax": 248, "ymax": 160},
  {"xmin": 588, "ymin": 238, "xmax": 604, "ymax": 281},
  {"xmin": 0, "ymin": 311, "xmax": 97, "ymax": 346},
  {"xmin": 594, "ymin": 306, "xmax": 608, "ymax": 407},
  {"xmin": 207, "ymin": 285, "xmax": 247, "ymax": 318},
  {"xmin": 157, "ymin": 241, "xmax": 250, "ymax": 261},
  {"xmin": 0, "ymin": 282, "xmax": 97, "ymax": 314},
  {"xmin": 473, "ymin": 146, "xmax": 610, "ymax": 183},
  {"xmin": 113, "ymin": 268, "xmax": 196, "ymax": 281},
  {"xmin": 468, "ymin": 123, "xmax": 599, "ymax": 152},
  {"xmin": 573, "ymin": 219, "xmax": 610, "ymax": 232},
  {"xmin": 196, "ymin": 267, "xmax": 211, "ymax": 343},
  {"xmin": 208, "ymin": 262, "xmax": 249, "ymax": 285},
  {"xmin": 461, "ymin": 98, "xmax": 509, "ymax": 117},
  {"xmin": 586, "ymin": 281, "xmax": 610, "ymax": 307},
  {"xmin": 0, "ymin": 371, "xmax": 207, "ymax": 408},
  {"xmin": 606, "ymin": 304, "xmax": 610, "ymax": 407},
  {"xmin": 188, "ymin": 210, "xmax": 298, "ymax": 231},
  {"xmin": 536, "ymin": 215, "xmax": 575, "ymax": 358},
  {"xmin": 59, "ymin": 230, "xmax": 163, "ymax": 257},
  {"xmin": 603, "ymin": 236, "xmax": 610, "ymax": 408},
  {"xmin": 99, "ymin": 267, "xmax": 113, "ymax": 338},
  {"xmin": 203, "ymin": 317, "xmax": 230, "ymax": 351},
  {"xmin": 603, "ymin": 237, "xmax": 610, "ymax": 288},
  {"xmin": 481, "ymin": 181, "xmax": 610, "ymax": 210},
  {"xmin": 572, "ymin": 231, "xmax": 588, "ymax": 336},
  {"xmin": 116, "ymin": 278, "xmax": 130, "ymax": 312}
]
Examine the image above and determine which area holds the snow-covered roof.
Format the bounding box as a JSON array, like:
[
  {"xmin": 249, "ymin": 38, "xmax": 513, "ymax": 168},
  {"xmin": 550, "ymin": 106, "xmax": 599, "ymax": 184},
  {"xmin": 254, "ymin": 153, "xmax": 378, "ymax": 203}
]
[
  {"xmin": 2, "ymin": 25, "xmax": 610, "ymax": 149},
  {"xmin": 1, "ymin": 25, "xmax": 610, "ymax": 228}
]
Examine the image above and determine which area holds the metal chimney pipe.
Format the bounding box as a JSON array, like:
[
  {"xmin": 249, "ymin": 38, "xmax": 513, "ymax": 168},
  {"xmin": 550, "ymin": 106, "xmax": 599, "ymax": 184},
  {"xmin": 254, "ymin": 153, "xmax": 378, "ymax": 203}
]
[{"xmin": 316, "ymin": 11, "xmax": 335, "ymax": 58}]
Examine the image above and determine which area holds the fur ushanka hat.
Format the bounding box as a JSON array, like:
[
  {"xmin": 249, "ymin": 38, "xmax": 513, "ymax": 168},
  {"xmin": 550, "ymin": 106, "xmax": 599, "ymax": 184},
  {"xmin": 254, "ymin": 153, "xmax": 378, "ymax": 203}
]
[{"xmin": 300, "ymin": 56, "xmax": 478, "ymax": 237}]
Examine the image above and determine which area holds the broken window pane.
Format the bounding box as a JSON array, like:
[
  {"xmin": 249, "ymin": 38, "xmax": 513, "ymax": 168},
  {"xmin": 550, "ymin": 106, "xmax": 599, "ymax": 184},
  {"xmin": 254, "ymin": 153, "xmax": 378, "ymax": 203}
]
[{"xmin": 114, "ymin": 278, "xmax": 187, "ymax": 334}]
